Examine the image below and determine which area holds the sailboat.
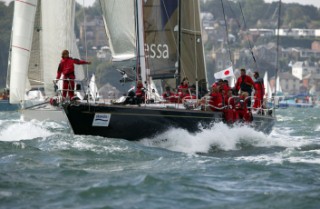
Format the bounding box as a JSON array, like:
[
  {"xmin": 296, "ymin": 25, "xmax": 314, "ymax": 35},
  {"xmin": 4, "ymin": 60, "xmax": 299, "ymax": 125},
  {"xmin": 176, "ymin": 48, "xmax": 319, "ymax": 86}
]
[
  {"xmin": 8, "ymin": 0, "xmax": 85, "ymax": 121},
  {"xmin": 61, "ymin": 0, "xmax": 275, "ymax": 141}
]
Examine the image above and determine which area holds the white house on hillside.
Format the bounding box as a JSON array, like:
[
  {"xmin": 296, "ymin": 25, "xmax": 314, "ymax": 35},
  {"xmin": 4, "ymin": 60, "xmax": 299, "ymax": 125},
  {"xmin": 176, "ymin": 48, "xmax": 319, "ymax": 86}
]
[{"xmin": 292, "ymin": 62, "xmax": 309, "ymax": 80}]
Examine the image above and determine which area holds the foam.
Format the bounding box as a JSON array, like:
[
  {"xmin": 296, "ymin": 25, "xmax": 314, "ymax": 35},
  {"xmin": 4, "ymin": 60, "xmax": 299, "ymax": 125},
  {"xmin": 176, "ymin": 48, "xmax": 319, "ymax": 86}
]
[
  {"xmin": 140, "ymin": 123, "xmax": 275, "ymax": 154},
  {"xmin": 0, "ymin": 121, "xmax": 53, "ymax": 141}
]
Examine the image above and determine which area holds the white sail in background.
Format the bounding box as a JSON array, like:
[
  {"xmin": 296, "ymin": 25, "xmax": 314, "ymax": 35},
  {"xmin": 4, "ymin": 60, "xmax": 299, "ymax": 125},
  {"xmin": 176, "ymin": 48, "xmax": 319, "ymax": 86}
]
[
  {"xmin": 9, "ymin": 0, "xmax": 81, "ymax": 104},
  {"xmin": 9, "ymin": 0, "xmax": 38, "ymax": 104},
  {"xmin": 89, "ymin": 74, "xmax": 100, "ymax": 101},
  {"xmin": 275, "ymin": 76, "xmax": 282, "ymax": 94},
  {"xmin": 26, "ymin": 0, "xmax": 42, "ymax": 91},
  {"xmin": 41, "ymin": 0, "xmax": 77, "ymax": 96},
  {"xmin": 263, "ymin": 72, "xmax": 272, "ymax": 99},
  {"xmin": 100, "ymin": 0, "xmax": 136, "ymax": 61}
]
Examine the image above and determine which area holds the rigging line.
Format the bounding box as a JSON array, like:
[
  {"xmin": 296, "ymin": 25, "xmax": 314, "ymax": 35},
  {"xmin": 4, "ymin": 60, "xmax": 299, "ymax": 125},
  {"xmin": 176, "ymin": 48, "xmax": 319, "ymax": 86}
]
[
  {"xmin": 82, "ymin": 0, "xmax": 89, "ymax": 80},
  {"xmin": 275, "ymin": 0, "xmax": 282, "ymax": 94},
  {"xmin": 238, "ymin": 1, "xmax": 257, "ymax": 67},
  {"xmin": 193, "ymin": 0, "xmax": 198, "ymax": 80},
  {"xmin": 193, "ymin": 0, "xmax": 201, "ymax": 101},
  {"xmin": 220, "ymin": 0, "xmax": 233, "ymax": 66},
  {"xmin": 226, "ymin": 0, "xmax": 241, "ymax": 28},
  {"xmin": 82, "ymin": 0, "xmax": 90, "ymax": 106}
]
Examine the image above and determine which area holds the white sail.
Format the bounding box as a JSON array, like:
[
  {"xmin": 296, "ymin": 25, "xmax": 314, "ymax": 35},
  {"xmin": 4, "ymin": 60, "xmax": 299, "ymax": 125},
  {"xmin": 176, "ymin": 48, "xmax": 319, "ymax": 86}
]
[
  {"xmin": 263, "ymin": 72, "xmax": 272, "ymax": 99},
  {"xmin": 9, "ymin": 0, "xmax": 38, "ymax": 104},
  {"xmin": 41, "ymin": 0, "xmax": 77, "ymax": 97},
  {"xmin": 89, "ymin": 74, "xmax": 100, "ymax": 101},
  {"xmin": 99, "ymin": 0, "xmax": 136, "ymax": 61},
  {"xmin": 9, "ymin": 0, "xmax": 80, "ymax": 104},
  {"xmin": 26, "ymin": 0, "xmax": 42, "ymax": 90},
  {"xmin": 275, "ymin": 76, "xmax": 282, "ymax": 94}
]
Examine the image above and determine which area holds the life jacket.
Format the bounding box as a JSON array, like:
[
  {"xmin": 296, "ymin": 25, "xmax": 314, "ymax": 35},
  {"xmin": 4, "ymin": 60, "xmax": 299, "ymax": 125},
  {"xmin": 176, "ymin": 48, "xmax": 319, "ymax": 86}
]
[
  {"xmin": 236, "ymin": 75, "xmax": 254, "ymax": 93},
  {"xmin": 254, "ymin": 78, "xmax": 265, "ymax": 97},
  {"xmin": 135, "ymin": 83, "xmax": 145, "ymax": 98},
  {"xmin": 56, "ymin": 57, "xmax": 88, "ymax": 79},
  {"xmin": 57, "ymin": 58, "xmax": 76, "ymax": 79}
]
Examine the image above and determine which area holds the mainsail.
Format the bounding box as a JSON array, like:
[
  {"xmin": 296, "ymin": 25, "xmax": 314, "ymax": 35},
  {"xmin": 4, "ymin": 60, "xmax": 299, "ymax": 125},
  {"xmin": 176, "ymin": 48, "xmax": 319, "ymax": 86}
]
[
  {"xmin": 41, "ymin": 0, "xmax": 79, "ymax": 96},
  {"xmin": 143, "ymin": 0, "xmax": 207, "ymax": 88},
  {"xmin": 99, "ymin": 0, "xmax": 207, "ymax": 92}
]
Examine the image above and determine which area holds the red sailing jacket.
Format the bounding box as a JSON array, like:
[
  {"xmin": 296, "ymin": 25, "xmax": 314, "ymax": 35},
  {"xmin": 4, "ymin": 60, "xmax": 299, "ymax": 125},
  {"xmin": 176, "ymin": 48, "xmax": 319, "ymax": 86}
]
[
  {"xmin": 56, "ymin": 57, "xmax": 89, "ymax": 79},
  {"xmin": 235, "ymin": 75, "xmax": 255, "ymax": 92},
  {"xmin": 135, "ymin": 83, "xmax": 145, "ymax": 98},
  {"xmin": 253, "ymin": 78, "xmax": 265, "ymax": 98},
  {"xmin": 209, "ymin": 92, "xmax": 223, "ymax": 111}
]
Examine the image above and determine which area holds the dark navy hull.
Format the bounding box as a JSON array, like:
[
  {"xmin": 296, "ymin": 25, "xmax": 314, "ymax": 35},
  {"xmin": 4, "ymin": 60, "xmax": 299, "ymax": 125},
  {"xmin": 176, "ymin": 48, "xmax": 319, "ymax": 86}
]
[{"xmin": 63, "ymin": 103, "xmax": 275, "ymax": 141}]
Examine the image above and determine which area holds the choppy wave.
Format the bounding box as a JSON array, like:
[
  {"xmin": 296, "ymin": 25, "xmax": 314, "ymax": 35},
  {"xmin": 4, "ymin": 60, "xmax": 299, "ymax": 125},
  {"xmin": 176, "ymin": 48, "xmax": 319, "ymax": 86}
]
[
  {"xmin": 0, "ymin": 120, "xmax": 54, "ymax": 141},
  {"xmin": 139, "ymin": 122, "xmax": 317, "ymax": 155}
]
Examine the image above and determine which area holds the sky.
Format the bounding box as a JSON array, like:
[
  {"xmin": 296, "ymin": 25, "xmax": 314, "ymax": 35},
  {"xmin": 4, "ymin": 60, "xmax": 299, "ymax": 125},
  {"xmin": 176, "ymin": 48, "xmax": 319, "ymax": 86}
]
[{"xmin": 1, "ymin": 0, "xmax": 319, "ymax": 8}]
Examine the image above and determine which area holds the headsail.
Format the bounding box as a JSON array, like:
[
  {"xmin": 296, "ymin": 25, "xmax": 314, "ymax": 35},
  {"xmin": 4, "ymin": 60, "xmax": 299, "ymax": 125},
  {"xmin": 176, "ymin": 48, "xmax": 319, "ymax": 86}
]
[
  {"xmin": 41, "ymin": 0, "xmax": 77, "ymax": 96},
  {"xmin": 100, "ymin": 0, "xmax": 136, "ymax": 61},
  {"xmin": 180, "ymin": 0, "xmax": 207, "ymax": 88}
]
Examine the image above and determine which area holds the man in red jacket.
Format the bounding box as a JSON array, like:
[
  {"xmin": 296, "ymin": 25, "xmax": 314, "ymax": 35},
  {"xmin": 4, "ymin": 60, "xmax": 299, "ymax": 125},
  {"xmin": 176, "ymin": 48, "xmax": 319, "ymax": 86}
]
[
  {"xmin": 234, "ymin": 68, "xmax": 255, "ymax": 107},
  {"xmin": 56, "ymin": 50, "xmax": 91, "ymax": 99}
]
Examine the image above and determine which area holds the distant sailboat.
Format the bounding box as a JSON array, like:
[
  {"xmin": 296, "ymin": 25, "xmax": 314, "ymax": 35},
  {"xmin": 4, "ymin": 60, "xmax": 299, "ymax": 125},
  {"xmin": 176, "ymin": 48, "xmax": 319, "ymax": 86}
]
[
  {"xmin": 275, "ymin": 76, "xmax": 283, "ymax": 95},
  {"xmin": 263, "ymin": 72, "xmax": 272, "ymax": 100},
  {"xmin": 8, "ymin": 0, "xmax": 85, "ymax": 121}
]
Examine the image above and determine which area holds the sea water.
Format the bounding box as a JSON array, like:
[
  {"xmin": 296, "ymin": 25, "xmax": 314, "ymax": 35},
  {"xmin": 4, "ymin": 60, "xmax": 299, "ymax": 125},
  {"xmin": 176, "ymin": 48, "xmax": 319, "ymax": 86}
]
[{"xmin": 0, "ymin": 108, "xmax": 319, "ymax": 209}]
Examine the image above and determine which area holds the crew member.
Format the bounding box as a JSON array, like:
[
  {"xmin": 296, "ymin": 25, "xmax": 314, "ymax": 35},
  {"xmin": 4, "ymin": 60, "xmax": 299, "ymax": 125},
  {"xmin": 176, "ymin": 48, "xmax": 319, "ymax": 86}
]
[
  {"xmin": 234, "ymin": 68, "xmax": 255, "ymax": 107},
  {"xmin": 56, "ymin": 50, "xmax": 91, "ymax": 99},
  {"xmin": 209, "ymin": 86, "xmax": 223, "ymax": 111},
  {"xmin": 135, "ymin": 80, "xmax": 145, "ymax": 103},
  {"xmin": 253, "ymin": 71, "xmax": 265, "ymax": 111},
  {"xmin": 162, "ymin": 86, "xmax": 176, "ymax": 103},
  {"xmin": 177, "ymin": 77, "xmax": 189, "ymax": 102}
]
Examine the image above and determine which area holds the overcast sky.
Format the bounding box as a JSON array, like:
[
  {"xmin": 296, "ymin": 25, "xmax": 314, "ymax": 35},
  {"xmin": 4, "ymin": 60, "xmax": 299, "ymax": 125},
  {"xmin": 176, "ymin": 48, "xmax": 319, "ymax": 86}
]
[{"xmin": 1, "ymin": 0, "xmax": 320, "ymax": 8}]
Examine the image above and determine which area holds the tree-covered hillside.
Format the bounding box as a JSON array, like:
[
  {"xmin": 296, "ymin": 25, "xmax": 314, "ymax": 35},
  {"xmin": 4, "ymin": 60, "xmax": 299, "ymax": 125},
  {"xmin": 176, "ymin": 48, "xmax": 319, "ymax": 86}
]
[
  {"xmin": 201, "ymin": 0, "xmax": 320, "ymax": 29},
  {"xmin": 0, "ymin": 1, "xmax": 13, "ymax": 89}
]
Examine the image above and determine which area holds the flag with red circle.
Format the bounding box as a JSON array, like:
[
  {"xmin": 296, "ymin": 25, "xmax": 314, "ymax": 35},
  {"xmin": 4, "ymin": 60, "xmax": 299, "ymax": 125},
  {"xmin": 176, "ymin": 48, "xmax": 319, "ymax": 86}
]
[{"xmin": 214, "ymin": 66, "xmax": 234, "ymax": 79}]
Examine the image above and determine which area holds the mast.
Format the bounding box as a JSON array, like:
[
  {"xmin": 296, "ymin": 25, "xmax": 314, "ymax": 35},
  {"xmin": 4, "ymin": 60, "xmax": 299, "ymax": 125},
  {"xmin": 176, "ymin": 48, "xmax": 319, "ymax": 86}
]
[
  {"xmin": 177, "ymin": 0, "xmax": 181, "ymax": 86},
  {"xmin": 136, "ymin": 0, "xmax": 147, "ymax": 85}
]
